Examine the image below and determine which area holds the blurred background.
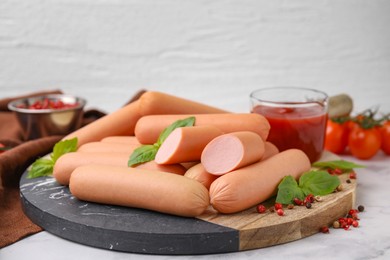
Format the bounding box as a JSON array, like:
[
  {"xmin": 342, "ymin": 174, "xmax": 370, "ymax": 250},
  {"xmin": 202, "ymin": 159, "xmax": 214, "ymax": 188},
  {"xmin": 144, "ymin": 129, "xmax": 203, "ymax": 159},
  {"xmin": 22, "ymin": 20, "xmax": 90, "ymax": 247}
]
[{"xmin": 1, "ymin": 0, "xmax": 389, "ymax": 113}]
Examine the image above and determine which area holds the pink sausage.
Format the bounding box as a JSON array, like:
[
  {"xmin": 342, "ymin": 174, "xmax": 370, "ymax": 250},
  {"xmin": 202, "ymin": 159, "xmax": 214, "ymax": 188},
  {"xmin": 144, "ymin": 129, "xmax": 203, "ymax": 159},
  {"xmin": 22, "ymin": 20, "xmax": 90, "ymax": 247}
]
[
  {"xmin": 201, "ymin": 131, "xmax": 265, "ymax": 175},
  {"xmin": 155, "ymin": 126, "xmax": 223, "ymax": 164}
]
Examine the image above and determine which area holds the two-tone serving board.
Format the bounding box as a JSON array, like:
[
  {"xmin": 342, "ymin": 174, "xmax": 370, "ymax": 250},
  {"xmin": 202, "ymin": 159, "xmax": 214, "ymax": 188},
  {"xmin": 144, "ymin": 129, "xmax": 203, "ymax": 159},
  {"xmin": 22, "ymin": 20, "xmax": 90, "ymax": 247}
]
[{"xmin": 20, "ymin": 151, "xmax": 356, "ymax": 255}]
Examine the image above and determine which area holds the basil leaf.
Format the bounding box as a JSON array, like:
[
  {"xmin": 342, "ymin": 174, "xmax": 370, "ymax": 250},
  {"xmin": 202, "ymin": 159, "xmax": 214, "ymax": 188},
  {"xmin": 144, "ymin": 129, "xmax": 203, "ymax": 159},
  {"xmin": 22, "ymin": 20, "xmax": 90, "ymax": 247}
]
[
  {"xmin": 275, "ymin": 176, "xmax": 305, "ymax": 204},
  {"xmin": 156, "ymin": 116, "xmax": 195, "ymax": 145},
  {"xmin": 51, "ymin": 137, "xmax": 78, "ymax": 162},
  {"xmin": 299, "ymin": 171, "xmax": 340, "ymax": 196},
  {"xmin": 128, "ymin": 116, "xmax": 196, "ymax": 167},
  {"xmin": 312, "ymin": 160, "xmax": 365, "ymax": 171},
  {"xmin": 28, "ymin": 137, "xmax": 78, "ymax": 178},
  {"xmin": 28, "ymin": 158, "xmax": 54, "ymax": 179},
  {"xmin": 128, "ymin": 144, "xmax": 159, "ymax": 167}
]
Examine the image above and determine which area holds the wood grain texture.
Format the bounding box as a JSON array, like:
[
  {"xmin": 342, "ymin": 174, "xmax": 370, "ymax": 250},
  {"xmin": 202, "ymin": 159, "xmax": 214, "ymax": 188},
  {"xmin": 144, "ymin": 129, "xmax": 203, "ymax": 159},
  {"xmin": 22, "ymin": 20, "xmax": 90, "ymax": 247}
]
[{"xmin": 197, "ymin": 151, "xmax": 356, "ymax": 251}]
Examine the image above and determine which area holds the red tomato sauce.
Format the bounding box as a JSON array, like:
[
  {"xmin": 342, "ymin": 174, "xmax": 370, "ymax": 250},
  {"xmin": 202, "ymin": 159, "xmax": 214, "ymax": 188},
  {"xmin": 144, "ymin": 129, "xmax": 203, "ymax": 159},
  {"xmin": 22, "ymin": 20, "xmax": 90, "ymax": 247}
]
[{"xmin": 253, "ymin": 105, "xmax": 327, "ymax": 162}]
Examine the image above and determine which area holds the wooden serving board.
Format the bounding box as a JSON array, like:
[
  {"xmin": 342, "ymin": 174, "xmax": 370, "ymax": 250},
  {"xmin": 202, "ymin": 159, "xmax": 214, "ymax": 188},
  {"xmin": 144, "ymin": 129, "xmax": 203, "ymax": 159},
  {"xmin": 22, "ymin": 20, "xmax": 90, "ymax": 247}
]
[{"xmin": 19, "ymin": 151, "xmax": 356, "ymax": 255}]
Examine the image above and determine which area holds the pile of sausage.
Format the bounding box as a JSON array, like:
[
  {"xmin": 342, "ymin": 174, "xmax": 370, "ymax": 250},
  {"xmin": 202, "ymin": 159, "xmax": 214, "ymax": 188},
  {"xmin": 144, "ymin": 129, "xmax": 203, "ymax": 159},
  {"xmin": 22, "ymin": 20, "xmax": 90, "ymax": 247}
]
[{"xmin": 53, "ymin": 91, "xmax": 311, "ymax": 217}]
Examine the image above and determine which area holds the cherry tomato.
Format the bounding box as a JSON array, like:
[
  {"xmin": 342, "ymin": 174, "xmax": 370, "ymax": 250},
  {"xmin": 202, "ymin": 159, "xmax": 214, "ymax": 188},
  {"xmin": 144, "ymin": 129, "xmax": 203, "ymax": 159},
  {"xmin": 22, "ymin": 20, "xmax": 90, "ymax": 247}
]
[
  {"xmin": 348, "ymin": 126, "xmax": 382, "ymax": 159},
  {"xmin": 324, "ymin": 119, "xmax": 350, "ymax": 154},
  {"xmin": 380, "ymin": 120, "xmax": 390, "ymax": 155}
]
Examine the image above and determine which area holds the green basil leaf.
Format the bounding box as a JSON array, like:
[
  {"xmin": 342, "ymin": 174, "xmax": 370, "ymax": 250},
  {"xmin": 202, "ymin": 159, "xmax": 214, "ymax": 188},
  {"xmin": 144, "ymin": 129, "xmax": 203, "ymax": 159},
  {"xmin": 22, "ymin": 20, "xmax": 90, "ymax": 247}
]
[
  {"xmin": 299, "ymin": 170, "xmax": 340, "ymax": 196},
  {"xmin": 156, "ymin": 116, "xmax": 195, "ymax": 145},
  {"xmin": 28, "ymin": 158, "xmax": 54, "ymax": 179},
  {"xmin": 51, "ymin": 137, "xmax": 78, "ymax": 162},
  {"xmin": 128, "ymin": 144, "xmax": 159, "ymax": 167},
  {"xmin": 312, "ymin": 160, "xmax": 365, "ymax": 171},
  {"xmin": 275, "ymin": 176, "xmax": 305, "ymax": 204},
  {"xmin": 28, "ymin": 138, "xmax": 78, "ymax": 178}
]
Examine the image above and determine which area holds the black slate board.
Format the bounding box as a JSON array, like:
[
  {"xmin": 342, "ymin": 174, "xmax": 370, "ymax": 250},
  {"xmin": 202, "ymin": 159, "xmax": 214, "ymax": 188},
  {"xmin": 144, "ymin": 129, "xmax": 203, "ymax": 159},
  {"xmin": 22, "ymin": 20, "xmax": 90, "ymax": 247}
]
[{"xmin": 19, "ymin": 172, "xmax": 239, "ymax": 255}]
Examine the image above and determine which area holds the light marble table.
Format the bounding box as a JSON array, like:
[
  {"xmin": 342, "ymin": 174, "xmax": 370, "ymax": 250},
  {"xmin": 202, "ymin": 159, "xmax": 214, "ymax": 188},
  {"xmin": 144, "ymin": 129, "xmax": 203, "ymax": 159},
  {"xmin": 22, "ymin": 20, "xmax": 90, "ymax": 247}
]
[{"xmin": 1, "ymin": 151, "xmax": 389, "ymax": 260}]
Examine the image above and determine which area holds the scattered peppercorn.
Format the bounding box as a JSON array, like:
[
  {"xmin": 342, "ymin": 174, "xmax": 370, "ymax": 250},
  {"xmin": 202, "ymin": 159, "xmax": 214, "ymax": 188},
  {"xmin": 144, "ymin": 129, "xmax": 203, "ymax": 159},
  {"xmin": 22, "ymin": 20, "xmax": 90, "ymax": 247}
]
[
  {"xmin": 320, "ymin": 226, "xmax": 329, "ymax": 233},
  {"xmin": 269, "ymin": 206, "xmax": 275, "ymax": 213},
  {"xmin": 337, "ymin": 184, "xmax": 343, "ymax": 191},
  {"xmin": 352, "ymin": 220, "xmax": 359, "ymax": 228},
  {"xmin": 358, "ymin": 205, "xmax": 365, "ymax": 212},
  {"xmin": 333, "ymin": 220, "xmax": 340, "ymax": 229},
  {"xmin": 274, "ymin": 203, "xmax": 283, "ymax": 210},
  {"xmin": 256, "ymin": 204, "xmax": 266, "ymax": 214},
  {"xmin": 346, "ymin": 179, "xmax": 351, "ymax": 184},
  {"xmin": 276, "ymin": 209, "xmax": 284, "ymax": 216},
  {"xmin": 287, "ymin": 204, "xmax": 294, "ymax": 209},
  {"xmin": 293, "ymin": 198, "xmax": 303, "ymax": 206},
  {"xmin": 349, "ymin": 171, "xmax": 357, "ymax": 179},
  {"xmin": 305, "ymin": 202, "xmax": 312, "ymax": 209}
]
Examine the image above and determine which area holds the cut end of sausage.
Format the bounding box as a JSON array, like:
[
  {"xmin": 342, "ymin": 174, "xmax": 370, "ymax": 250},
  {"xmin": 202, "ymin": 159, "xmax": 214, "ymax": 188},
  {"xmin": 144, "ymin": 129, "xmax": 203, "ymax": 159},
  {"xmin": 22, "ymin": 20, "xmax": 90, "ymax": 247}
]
[
  {"xmin": 201, "ymin": 135, "xmax": 244, "ymax": 175},
  {"xmin": 155, "ymin": 128, "xmax": 184, "ymax": 164}
]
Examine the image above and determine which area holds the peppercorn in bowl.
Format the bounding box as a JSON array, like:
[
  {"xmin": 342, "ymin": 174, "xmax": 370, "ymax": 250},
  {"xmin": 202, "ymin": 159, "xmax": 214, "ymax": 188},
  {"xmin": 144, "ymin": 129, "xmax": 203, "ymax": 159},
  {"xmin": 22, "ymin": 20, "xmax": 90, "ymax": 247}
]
[{"xmin": 8, "ymin": 94, "xmax": 86, "ymax": 140}]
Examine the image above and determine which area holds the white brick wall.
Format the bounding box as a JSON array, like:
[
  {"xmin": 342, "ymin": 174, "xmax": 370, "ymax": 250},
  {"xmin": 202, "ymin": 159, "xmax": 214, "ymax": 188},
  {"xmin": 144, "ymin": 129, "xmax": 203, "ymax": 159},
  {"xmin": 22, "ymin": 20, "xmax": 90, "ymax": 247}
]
[{"xmin": 1, "ymin": 0, "xmax": 389, "ymax": 113}]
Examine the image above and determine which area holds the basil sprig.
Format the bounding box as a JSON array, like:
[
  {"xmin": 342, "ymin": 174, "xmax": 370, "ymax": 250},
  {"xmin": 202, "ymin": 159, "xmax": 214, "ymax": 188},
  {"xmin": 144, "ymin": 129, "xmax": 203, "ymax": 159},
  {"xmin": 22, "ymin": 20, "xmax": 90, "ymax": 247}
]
[
  {"xmin": 276, "ymin": 170, "xmax": 340, "ymax": 204},
  {"xmin": 312, "ymin": 160, "xmax": 365, "ymax": 171},
  {"xmin": 28, "ymin": 137, "xmax": 78, "ymax": 178},
  {"xmin": 128, "ymin": 116, "xmax": 195, "ymax": 167}
]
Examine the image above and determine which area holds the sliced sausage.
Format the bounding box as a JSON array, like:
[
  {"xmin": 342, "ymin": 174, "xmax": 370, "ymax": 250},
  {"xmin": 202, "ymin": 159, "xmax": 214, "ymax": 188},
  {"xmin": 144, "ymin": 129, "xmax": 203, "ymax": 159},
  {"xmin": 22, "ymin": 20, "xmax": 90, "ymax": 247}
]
[
  {"xmin": 201, "ymin": 131, "xmax": 265, "ymax": 175},
  {"xmin": 155, "ymin": 126, "xmax": 223, "ymax": 164}
]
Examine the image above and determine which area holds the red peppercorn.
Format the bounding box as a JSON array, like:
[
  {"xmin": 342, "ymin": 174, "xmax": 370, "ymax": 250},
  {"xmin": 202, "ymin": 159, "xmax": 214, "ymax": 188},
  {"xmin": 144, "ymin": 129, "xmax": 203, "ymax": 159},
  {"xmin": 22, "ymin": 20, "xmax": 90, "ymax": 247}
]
[
  {"xmin": 347, "ymin": 218, "xmax": 354, "ymax": 225},
  {"xmin": 320, "ymin": 226, "xmax": 329, "ymax": 233},
  {"xmin": 349, "ymin": 209, "xmax": 357, "ymax": 215},
  {"xmin": 352, "ymin": 220, "xmax": 359, "ymax": 228},
  {"xmin": 274, "ymin": 203, "xmax": 283, "ymax": 210},
  {"xmin": 349, "ymin": 171, "xmax": 357, "ymax": 179},
  {"xmin": 293, "ymin": 198, "xmax": 303, "ymax": 206},
  {"xmin": 304, "ymin": 194, "xmax": 315, "ymax": 204},
  {"xmin": 256, "ymin": 204, "xmax": 266, "ymax": 214},
  {"xmin": 334, "ymin": 168, "xmax": 343, "ymax": 175},
  {"xmin": 276, "ymin": 209, "xmax": 284, "ymax": 216}
]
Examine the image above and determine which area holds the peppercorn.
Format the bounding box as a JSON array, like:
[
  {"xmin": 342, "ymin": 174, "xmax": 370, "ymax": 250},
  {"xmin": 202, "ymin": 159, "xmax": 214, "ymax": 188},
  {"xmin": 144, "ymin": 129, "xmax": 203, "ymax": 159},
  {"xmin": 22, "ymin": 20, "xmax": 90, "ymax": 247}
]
[
  {"xmin": 276, "ymin": 209, "xmax": 284, "ymax": 216},
  {"xmin": 358, "ymin": 205, "xmax": 365, "ymax": 212},
  {"xmin": 333, "ymin": 220, "xmax": 340, "ymax": 229},
  {"xmin": 349, "ymin": 171, "xmax": 357, "ymax": 179},
  {"xmin": 256, "ymin": 204, "xmax": 266, "ymax": 214},
  {"xmin": 305, "ymin": 202, "xmax": 312, "ymax": 209},
  {"xmin": 337, "ymin": 184, "xmax": 343, "ymax": 191},
  {"xmin": 352, "ymin": 220, "xmax": 359, "ymax": 228},
  {"xmin": 346, "ymin": 179, "xmax": 351, "ymax": 184},
  {"xmin": 274, "ymin": 203, "xmax": 283, "ymax": 210},
  {"xmin": 269, "ymin": 206, "xmax": 275, "ymax": 213},
  {"xmin": 293, "ymin": 198, "xmax": 303, "ymax": 206},
  {"xmin": 320, "ymin": 226, "xmax": 329, "ymax": 233},
  {"xmin": 287, "ymin": 204, "xmax": 294, "ymax": 209}
]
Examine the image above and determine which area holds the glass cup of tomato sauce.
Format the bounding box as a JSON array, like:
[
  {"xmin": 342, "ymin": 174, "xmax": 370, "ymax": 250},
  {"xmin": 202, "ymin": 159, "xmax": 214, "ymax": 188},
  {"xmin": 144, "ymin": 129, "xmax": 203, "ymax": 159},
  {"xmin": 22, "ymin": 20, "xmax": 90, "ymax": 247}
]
[{"xmin": 250, "ymin": 87, "xmax": 328, "ymax": 163}]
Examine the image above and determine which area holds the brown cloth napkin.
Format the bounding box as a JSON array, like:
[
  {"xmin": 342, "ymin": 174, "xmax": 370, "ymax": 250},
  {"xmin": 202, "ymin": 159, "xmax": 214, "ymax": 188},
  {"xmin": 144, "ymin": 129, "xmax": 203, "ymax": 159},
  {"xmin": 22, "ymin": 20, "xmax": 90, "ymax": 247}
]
[{"xmin": 0, "ymin": 89, "xmax": 145, "ymax": 248}]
